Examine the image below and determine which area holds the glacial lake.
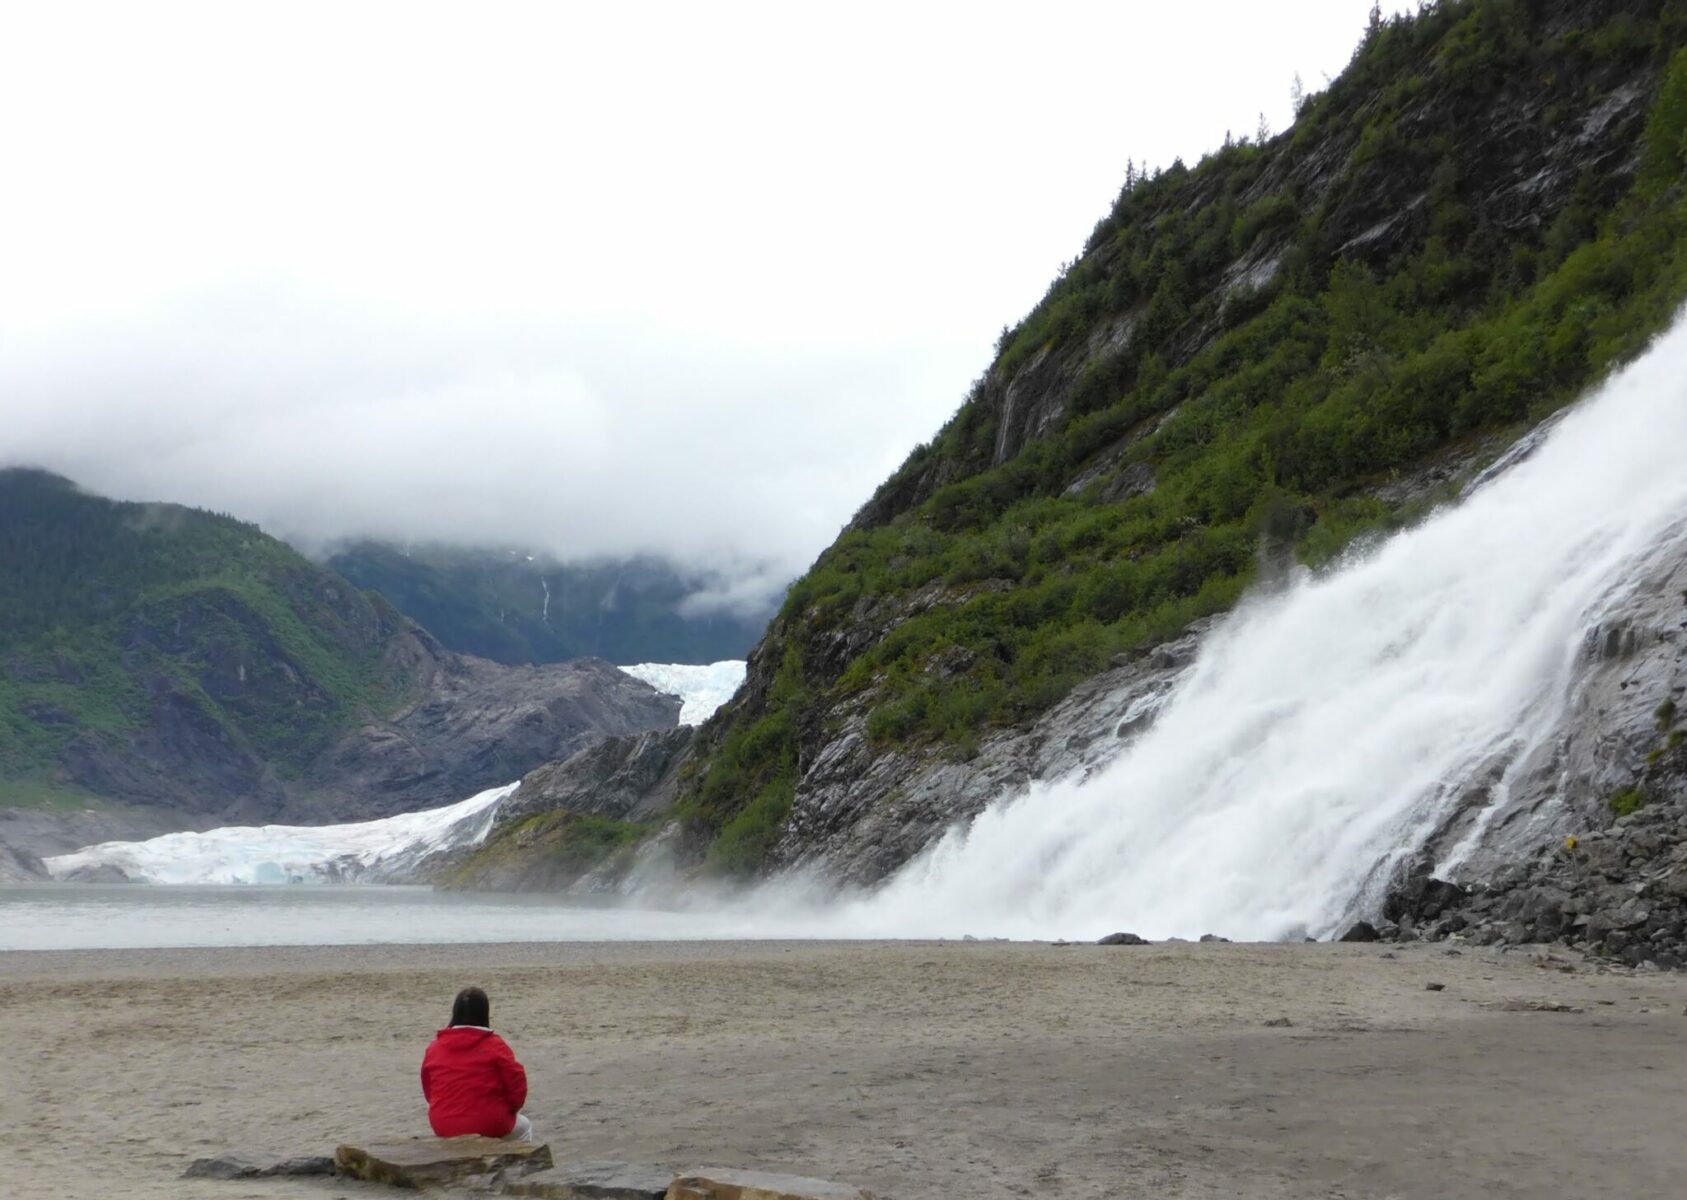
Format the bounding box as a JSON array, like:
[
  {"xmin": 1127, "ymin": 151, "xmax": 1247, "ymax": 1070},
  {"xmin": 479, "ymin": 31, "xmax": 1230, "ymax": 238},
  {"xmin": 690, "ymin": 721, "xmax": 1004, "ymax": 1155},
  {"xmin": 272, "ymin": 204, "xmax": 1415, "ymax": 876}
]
[{"xmin": 0, "ymin": 884, "xmax": 838, "ymax": 951}]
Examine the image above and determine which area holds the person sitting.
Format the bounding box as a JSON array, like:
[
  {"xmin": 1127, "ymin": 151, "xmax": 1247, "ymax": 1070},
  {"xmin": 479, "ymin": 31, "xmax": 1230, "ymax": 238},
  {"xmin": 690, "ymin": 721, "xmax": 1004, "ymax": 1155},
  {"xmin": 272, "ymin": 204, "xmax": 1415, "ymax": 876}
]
[{"xmin": 420, "ymin": 985, "xmax": 533, "ymax": 1142}]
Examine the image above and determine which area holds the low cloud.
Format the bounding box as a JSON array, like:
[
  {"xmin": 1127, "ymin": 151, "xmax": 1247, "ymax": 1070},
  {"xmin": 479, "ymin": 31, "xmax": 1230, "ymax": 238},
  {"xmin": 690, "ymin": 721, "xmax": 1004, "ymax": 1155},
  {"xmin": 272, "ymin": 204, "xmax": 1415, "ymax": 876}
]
[
  {"xmin": 0, "ymin": 2, "xmax": 1396, "ymax": 598},
  {"xmin": 1, "ymin": 287, "xmax": 968, "ymax": 589}
]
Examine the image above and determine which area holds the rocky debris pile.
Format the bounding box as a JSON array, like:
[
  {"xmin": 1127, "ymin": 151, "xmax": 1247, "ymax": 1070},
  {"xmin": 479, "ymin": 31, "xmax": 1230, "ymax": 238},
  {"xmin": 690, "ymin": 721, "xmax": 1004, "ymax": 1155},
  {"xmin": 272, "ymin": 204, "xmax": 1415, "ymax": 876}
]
[{"xmin": 1379, "ymin": 785, "xmax": 1687, "ymax": 968}]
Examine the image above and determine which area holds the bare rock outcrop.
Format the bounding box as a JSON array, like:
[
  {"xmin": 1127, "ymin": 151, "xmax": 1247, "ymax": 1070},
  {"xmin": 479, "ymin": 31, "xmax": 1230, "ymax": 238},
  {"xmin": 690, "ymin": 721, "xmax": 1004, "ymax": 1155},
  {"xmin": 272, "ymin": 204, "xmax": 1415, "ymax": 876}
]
[{"xmin": 303, "ymin": 656, "xmax": 681, "ymax": 822}]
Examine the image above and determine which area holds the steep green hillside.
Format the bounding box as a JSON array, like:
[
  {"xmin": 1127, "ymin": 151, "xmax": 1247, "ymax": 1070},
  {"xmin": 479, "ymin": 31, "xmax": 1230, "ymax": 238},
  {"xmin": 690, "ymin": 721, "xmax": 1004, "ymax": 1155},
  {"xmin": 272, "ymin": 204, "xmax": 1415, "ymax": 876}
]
[
  {"xmin": 328, "ymin": 542, "xmax": 774, "ymax": 666},
  {"xmin": 675, "ymin": 0, "xmax": 1687, "ymax": 872},
  {"xmin": 0, "ymin": 469, "xmax": 416, "ymax": 808}
]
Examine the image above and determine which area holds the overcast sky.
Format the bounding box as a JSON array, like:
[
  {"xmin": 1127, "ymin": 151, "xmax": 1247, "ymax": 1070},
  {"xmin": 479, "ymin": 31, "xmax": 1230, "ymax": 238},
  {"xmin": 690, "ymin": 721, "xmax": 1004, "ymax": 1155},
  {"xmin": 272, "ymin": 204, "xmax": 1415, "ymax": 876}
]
[{"xmin": 1, "ymin": 1, "xmax": 1401, "ymax": 608}]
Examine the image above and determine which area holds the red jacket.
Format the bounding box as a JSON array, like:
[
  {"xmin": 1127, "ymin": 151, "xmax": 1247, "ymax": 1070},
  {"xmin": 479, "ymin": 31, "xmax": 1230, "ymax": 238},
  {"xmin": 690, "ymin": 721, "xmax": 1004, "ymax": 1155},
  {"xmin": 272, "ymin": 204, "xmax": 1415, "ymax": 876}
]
[{"xmin": 420, "ymin": 1026, "xmax": 528, "ymax": 1138}]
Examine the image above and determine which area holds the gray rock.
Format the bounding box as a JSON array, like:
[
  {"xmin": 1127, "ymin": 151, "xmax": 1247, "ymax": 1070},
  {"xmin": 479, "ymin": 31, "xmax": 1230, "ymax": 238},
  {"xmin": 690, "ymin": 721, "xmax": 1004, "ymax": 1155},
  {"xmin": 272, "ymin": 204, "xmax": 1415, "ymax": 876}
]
[
  {"xmin": 0, "ymin": 841, "xmax": 50, "ymax": 883},
  {"xmin": 501, "ymin": 1160, "xmax": 676, "ymax": 1199},
  {"xmin": 335, "ymin": 1136, "xmax": 552, "ymax": 1188},
  {"xmin": 505, "ymin": 727, "xmax": 696, "ymax": 825},
  {"xmin": 1097, "ymin": 931, "xmax": 1150, "ymax": 946},
  {"xmin": 181, "ymin": 1151, "xmax": 334, "ymax": 1179},
  {"xmin": 1338, "ymin": 921, "xmax": 1381, "ymax": 943},
  {"xmin": 765, "ymin": 617, "xmax": 1218, "ymax": 886},
  {"xmin": 304, "ymin": 656, "xmax": 681, "ymax": 826},
  {"xmin": 668, "ymin": 1167, "xmax": 876, "ymax": 1200},
  {"xmin": 426, "ymin": 727, "xmax": 698, "ymax": 891}
]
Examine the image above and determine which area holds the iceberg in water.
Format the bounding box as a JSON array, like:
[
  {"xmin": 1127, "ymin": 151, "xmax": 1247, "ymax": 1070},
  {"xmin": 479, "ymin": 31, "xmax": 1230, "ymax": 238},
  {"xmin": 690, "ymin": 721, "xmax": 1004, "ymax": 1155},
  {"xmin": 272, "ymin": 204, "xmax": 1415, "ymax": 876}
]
[
  {"xmin": 618, "ymin": 660, "xmax": 746, "ymax": 725},
  {"xmin": 44, "ymin": 783, "xmax": 517, "ymax": 885}
]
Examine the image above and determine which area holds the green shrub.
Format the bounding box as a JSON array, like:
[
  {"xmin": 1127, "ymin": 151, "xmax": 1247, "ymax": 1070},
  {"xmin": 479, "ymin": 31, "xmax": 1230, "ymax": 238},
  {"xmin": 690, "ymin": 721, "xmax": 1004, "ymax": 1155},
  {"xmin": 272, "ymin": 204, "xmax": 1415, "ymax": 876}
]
[
  {"xmin": 1610, "ymin": 785, "xmax": 1649, "ymax": 817},
  {"xmin": 706, "ymin": 776, "xmax": 794, "ymax": 876}
]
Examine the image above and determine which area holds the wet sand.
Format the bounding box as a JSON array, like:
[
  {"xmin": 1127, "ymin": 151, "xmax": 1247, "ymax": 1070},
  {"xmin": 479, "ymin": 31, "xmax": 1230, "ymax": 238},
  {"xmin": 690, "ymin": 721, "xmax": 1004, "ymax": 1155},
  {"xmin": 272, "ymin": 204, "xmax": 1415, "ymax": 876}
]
[{"xmin": 1, "ymin": 939, "xmax": 1683, "ymax": 1199}]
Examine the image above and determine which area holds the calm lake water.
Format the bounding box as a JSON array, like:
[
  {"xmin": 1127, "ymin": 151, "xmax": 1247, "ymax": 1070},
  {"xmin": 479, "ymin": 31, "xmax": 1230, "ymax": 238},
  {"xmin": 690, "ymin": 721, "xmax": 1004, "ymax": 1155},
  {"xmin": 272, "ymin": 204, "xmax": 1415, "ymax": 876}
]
[{"xmin": 0, "ymin": 884, "xmax": 828, "ymax": 951}]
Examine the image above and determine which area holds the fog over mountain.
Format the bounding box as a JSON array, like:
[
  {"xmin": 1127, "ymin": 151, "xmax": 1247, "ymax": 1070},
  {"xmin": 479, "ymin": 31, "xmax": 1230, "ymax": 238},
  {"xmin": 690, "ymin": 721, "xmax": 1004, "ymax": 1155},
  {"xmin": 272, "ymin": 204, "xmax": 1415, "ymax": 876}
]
[{"xmin": 0, "ymin": 1, "xmax": 1397, "ymax": 605}]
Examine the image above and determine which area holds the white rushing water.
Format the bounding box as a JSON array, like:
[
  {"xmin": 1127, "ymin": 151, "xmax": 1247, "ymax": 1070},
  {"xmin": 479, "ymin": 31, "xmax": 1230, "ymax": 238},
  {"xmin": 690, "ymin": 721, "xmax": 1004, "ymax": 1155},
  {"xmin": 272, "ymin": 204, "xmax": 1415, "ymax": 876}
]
[
  {"xmin": 818, "ymin": 316, "xmax": 1687, "ymax": 942},
  {"xmin": 44, "ymin": 784, "xmax": 516, "ymax": 885},
  {"xmin": 619, "ymin": 660, "xmax": 746, "ymax": 724}
]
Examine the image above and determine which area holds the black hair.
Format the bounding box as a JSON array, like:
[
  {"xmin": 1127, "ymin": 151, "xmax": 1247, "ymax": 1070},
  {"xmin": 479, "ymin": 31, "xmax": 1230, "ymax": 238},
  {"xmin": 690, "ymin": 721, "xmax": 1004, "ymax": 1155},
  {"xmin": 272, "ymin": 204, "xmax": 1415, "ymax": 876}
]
[{"xmin": 449, "ymin": 986, "xmax": 491, "ymax": 1028}]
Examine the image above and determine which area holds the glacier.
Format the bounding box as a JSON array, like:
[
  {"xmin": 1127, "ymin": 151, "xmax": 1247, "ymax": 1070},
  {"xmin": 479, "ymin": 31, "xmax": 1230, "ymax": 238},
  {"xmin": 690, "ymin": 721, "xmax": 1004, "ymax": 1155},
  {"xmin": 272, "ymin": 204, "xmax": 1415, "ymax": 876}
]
[
  {"xmin": 618, "ymin": 660, "xmax": 746, "ymax": 724},
  {"xmin": 44, "ymin": 783, "xmax": 516, "ymax": 885},
  {"xmin": 40, "ymin": 658, "xmax": 746, "ymax": 888}
]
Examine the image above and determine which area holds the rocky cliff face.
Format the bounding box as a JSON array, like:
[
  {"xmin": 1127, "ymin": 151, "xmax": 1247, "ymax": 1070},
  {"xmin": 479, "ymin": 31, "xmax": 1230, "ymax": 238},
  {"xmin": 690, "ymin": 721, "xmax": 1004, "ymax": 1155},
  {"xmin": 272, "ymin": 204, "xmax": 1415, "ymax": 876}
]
[
  {"xmin": 1409, "ymin": 534, "xmax": 1687, "ymax": 878},
  {"xmin": 301, "ymin": 653, "xmax": 680, "ymax": 822},
  {"xmin": 767, "ymin": 619, "xmax": 1214, "ymax": 885},
  {"xmin": 1367, "ymin": 534, "xmax": 1687, "ymax": 965},
  {"xmin": 850, "ymin": 10, "xmax": 1658, "ymax": 533},
  {"xmin": 420, "ymin": 726, "xmax": 695, "ymax": 891}
]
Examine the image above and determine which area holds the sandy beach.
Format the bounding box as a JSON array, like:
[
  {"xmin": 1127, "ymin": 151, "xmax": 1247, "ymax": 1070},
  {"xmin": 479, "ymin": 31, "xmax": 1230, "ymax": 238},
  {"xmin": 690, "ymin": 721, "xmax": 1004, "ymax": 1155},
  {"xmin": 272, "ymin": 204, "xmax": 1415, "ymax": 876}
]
[{"xmin": 1, "ymin": 939, "xmax": 1684, "ymax": 1199}]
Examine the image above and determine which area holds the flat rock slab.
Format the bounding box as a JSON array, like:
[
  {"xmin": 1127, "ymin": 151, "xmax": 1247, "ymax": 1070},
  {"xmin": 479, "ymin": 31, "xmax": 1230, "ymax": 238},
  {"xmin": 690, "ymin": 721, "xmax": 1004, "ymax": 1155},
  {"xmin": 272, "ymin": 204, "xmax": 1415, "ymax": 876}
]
[
  {"xmin": 182, "ymin": 1151, "xmax": 335, "ymax": 1179},
  {"xmin": 336, "ymin": 1136, "xmax": 553, "ymax": 1188},
  {"xmin": 502, "ymin": 1160, "xmax": 675, "ymax": 1198},
  {"xmin": 667, "ymin": 1168, "xmax": 876, "ymax": 1200}
]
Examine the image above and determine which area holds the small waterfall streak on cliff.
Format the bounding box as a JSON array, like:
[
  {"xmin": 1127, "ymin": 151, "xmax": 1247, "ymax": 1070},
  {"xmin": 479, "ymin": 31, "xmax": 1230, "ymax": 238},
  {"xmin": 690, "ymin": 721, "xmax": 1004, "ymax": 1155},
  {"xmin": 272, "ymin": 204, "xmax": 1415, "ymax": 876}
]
[
  {"xmin": 825, "ymin": 317, "xmax": 1687, "ymax": 942},
  {"xmin": 44, "ymin": 783, "xmax": 517, "ymax": 885}
]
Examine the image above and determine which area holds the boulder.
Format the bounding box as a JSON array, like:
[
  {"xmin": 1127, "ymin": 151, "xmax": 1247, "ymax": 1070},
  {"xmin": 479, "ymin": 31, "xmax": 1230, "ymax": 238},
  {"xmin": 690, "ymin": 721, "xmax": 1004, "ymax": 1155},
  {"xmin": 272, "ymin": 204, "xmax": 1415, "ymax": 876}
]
[
  {"xmin": 334, "ymin": 1136, "xmax": 552, "ymax": 1188},
  {"xmin": 503, "ymin": 1160, "xmax": 676, "ymax": 1199},
  {"xmin": 1337, "ymin": 921, "xmax": 1381, "ymax": 943},
  {"xmin": 666, "ymin": 1168, "xmax": 876, "ymax": 1200},
  {"xmin": 1097, "ymin": 931, "xmax": 1149, "ymax": 946},
  {"xmin": 181, "ymin": 1151, "xmax": 335, "ymax": 1179}
]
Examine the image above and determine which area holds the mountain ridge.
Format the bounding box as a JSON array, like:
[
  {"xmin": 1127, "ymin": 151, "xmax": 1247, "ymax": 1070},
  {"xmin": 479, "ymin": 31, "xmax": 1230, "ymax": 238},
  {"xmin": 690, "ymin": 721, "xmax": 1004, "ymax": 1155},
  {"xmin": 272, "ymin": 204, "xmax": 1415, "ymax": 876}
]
[{"xmin": 0, "ymin": 469, "xmax": 680, "ymax": 857}]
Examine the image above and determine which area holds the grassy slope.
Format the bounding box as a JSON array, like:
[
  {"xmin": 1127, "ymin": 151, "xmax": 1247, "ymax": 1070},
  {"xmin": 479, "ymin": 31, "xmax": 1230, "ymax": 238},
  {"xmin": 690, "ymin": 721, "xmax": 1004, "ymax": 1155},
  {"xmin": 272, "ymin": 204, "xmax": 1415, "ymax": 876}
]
[
  {"xmin": 676, "ymin": 1, "xmax": 1687, "ymax": 871},
  {"xmin": 0, "ymin": 470, "xmax": 410, "ymax": 805}
]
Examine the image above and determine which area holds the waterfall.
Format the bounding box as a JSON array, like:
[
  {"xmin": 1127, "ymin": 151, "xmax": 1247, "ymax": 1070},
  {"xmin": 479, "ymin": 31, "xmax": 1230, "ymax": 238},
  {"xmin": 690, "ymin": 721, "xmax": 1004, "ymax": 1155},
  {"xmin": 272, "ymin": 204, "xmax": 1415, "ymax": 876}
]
[{"xmin": 823, "ymin": 315, "xmax": 1687, "ymax": 941}]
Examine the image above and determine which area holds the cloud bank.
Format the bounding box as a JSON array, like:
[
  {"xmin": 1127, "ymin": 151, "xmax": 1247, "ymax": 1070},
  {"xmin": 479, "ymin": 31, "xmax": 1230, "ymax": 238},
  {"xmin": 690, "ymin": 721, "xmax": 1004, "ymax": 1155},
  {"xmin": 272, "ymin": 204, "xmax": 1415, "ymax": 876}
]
[{"xmin": 0, "ymin": 1, "xmax": 1399, "ymax": 595}]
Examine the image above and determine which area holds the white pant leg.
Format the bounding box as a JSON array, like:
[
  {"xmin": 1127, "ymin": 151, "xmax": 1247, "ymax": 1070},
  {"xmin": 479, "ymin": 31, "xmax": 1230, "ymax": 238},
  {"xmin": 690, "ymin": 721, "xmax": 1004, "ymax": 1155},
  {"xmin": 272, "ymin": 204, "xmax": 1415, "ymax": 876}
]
[{"xmin": 504, "ymin": 1112, "xmax": 533, "ymax": 1143}]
